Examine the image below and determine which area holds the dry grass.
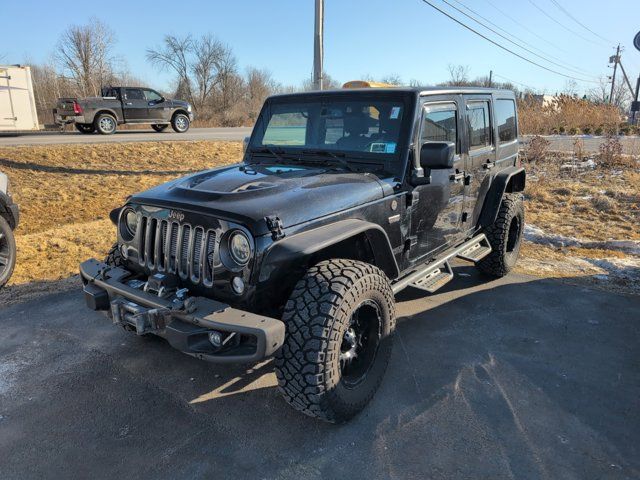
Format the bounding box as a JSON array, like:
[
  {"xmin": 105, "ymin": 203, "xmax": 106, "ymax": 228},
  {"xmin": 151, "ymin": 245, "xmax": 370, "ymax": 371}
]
[{"xmin": 0, "ymin": 141, "xmax": 242, "ymax": 284}]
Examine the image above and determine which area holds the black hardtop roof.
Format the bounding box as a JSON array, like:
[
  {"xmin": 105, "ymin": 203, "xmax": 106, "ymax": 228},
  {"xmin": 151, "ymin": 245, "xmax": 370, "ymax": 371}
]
[{"xmin": 268, "ymin": 86, "xmax": 515, "ymax": 101}]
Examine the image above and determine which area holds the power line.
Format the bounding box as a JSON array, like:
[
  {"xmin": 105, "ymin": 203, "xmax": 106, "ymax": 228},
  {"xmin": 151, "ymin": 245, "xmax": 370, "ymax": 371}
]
[
  {"xmin": 482, "ymin": 0, "xmax": 572, "ymax": 56},
  {"xmin": 526, "ymin": 0, "xmax": 610, "ymax": 48},
  {"xmin": 449, "ymin": 0, "xmax": 594, "ymax": 76},
  {"xmin": 418, "ymin": 0, "xmax": 601, "ymax": 84},
  {"xmin": 443, "ymin": 0, "xmax": 599, "ymax": 78},
  {"xmin": 492, "ymin": 73, "xmax": 538, "ymax": 91},
  {"xmin": 548, "ymin": 0, "xmax": 614, "ymax": 44}
]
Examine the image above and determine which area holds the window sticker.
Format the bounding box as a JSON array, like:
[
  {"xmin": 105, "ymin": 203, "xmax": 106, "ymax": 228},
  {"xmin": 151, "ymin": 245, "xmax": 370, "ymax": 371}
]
[
  {"xmin": 369, "ymin": 142, "xmax": 397, "ymax": 153},
  {"xmin": 390, "ymin": 106, "xmax": 401, "ymax": 119}
]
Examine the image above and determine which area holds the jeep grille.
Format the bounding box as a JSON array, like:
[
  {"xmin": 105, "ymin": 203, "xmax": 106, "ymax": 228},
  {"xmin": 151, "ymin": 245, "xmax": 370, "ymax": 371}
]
[{"xmin": 137, "ymin": 215, "xmax": 216, "ymax": 286}]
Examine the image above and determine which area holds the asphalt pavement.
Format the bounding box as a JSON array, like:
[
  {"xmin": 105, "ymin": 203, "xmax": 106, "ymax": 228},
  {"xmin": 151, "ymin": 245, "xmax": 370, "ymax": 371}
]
[
  {"xmin": 0, "ymin": 127, "xmax": 253, "ymax": 146},
  {"xmin": 1, "ymin": 266, "xmax": 638, "ymax": 479}
]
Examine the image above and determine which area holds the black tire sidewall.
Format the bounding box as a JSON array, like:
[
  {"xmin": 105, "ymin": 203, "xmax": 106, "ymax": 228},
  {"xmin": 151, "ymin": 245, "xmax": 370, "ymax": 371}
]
[
  {"xmin": 152, "ymin": 124, "xmax": 168, "ymax": 132},
  {"xmin": 0, "ymin": 216, "xmax": 16, "ymax": 288}
]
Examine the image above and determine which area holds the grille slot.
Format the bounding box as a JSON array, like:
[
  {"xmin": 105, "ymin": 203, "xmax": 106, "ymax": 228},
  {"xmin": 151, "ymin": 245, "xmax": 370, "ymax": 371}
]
[{"xmin": 137, "ymin": 214, "xmax": 217, "ymax": 285}]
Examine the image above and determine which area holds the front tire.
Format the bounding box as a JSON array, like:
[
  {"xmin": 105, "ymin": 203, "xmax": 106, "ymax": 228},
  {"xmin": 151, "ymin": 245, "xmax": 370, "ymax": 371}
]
[
  {"xmin": 151, "ymin": 124, "xmax": 168, "ymax": 132},
  {"xmin": 104, "ymin": 243, "xmax": 125, "ymax": 268},
  {"xmin": 477, "ymin": 193, "xmax": 525, "ymax": 277},
  {"xmin": 0, "ymin": 216, "xmax": 17, "ymax": 289},
  {"xmin": 171, "ymin": 113, "xmax": 190, "ymax": 133},
  {"xmin": 94, "ymin": 113, "xmax": 117, "ymax": 135},
  {"xmin": 275, "ymin": 259, "xmax": 396, "ymax": 423}
]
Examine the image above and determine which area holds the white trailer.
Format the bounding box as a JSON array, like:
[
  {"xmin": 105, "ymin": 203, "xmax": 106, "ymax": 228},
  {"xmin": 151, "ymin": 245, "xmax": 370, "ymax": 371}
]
[{"xmin": 0, "ymin": 65, "xmax": 39, "ymax": 132}]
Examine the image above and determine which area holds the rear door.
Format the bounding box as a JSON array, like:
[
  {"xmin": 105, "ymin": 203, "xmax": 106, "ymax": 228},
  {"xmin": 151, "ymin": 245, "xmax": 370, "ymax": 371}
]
[
  {"xmin": 122, "ymin": 88, "xmax": 147, "ymax": 121},
  {"xmin": 463, "ymin": 95, "xmax": 494, "ymax": 230},
  {"xmin": 408, "ymin": 97, "xmax": 466, "ymax": 264}
]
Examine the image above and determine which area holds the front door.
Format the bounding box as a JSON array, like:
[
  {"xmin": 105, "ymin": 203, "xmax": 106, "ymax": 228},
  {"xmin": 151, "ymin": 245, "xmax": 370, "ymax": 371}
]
[
  {"xmin": 408, "ymin": 99, "xmax": 466, "ymax": 264},
  {"xmin": 463, "ymin": 95, "xmax": 495, "ymax": 230},
  {"xmin": 123, "ymin": 88, "xmax": 148, "ymax": 121},
  {"xmin": 143, "ymin": 89, "xmax": 167, "ymax": 122}
]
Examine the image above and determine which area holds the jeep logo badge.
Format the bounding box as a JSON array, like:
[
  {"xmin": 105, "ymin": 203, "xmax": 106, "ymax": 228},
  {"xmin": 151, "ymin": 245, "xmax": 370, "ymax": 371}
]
[{"xmin": 168, "ymin": 210, "xmax": 185, "ymax": 222}]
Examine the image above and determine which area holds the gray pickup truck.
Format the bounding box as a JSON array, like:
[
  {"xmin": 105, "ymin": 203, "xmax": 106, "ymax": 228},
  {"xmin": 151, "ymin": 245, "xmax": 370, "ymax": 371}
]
[{"xmin": 54, "ymin": 86, "xmax": 194, "ymax": 135}]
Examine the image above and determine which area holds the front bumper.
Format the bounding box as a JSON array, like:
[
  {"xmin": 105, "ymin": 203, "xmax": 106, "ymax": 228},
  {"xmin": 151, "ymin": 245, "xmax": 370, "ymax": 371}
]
[{"xmin": 79, "ymin": 259, "xmax": 285, "ymax": 363}]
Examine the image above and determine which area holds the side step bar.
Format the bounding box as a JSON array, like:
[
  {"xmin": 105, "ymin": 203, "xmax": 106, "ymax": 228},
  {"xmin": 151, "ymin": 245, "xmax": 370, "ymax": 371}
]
[{"xmin": 391, "ymin": 234, "xmax": 491, "ymax": 295}]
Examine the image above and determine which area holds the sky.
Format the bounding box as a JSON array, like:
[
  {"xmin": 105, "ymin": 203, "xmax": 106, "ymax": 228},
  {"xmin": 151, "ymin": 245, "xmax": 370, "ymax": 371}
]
[{"xmin": 2, "ymin": 0, "xmax": 640, "ymax": 95}]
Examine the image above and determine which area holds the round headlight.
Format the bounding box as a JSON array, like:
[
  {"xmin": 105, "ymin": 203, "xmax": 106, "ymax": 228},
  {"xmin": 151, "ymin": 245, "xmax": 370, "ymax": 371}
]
[
  {"xmin": 229, "ymin": 231, "xmax": 251, "ymax": 265},
  {"xmin": 121, "ymin": 208, "xmax": 138, "ymax": 239}
]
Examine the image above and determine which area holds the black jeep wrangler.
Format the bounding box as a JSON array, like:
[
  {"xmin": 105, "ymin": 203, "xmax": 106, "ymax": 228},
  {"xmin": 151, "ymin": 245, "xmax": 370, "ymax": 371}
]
[{"xmin": 80, "ymin": 87, "xmax": 525, "ymax": 423}]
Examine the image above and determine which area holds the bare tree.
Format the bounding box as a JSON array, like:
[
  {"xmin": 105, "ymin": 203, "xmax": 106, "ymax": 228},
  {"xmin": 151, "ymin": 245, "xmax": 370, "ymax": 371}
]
[
  {"xmin": 146, "ymin": 35, "xmax": 194, "ymax": 104},
  {"xmin": 587, "ymin": 76, "xmax": 630, "ymax": 109},
  {"xmin": 447, "ymin": 64, "xmax": 470, "ymax": 86},
  {"xmin": 55, "ymin": 18, "xmax": 115, "ymax": 96}
]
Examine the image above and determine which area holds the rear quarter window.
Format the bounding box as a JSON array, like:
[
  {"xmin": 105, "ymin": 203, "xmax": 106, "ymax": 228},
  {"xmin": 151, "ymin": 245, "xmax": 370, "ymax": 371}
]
[{"xmin": 495, "ymin": 99, "xmax": 517, "ymax": 143}]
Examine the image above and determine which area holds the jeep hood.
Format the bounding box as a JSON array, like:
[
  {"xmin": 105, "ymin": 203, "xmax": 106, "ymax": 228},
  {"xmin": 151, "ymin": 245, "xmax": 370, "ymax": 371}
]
[{"xmin": 129, "ymin": 163, "xmax": 387, "ymax": 236}]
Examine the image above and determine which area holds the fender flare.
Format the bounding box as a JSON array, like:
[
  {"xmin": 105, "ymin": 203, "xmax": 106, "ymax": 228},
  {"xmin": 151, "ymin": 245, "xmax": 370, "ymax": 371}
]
[
  {"xmin": 477, "ymin": 166, "xmax": 526, "ymax": 228},
  {"xmin": 92, "ymin": 108, "xmax": 121, "ymax": 124},
  {"xmin": 258, "ymin": 219, "xmax": 400, "ymax": 284}
]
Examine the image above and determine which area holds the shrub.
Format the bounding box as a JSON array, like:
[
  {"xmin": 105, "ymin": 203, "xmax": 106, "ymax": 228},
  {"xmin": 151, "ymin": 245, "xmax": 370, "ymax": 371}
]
[{"xmin": 522, "ymin": 135, "xmax": 550, "ymax": 165}]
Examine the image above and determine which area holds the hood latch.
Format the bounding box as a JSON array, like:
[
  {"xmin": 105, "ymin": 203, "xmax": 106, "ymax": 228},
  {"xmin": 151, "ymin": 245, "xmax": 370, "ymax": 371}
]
[{"xmin": 265, "ymin": 215, "xmax": 285, "ymax": 240}]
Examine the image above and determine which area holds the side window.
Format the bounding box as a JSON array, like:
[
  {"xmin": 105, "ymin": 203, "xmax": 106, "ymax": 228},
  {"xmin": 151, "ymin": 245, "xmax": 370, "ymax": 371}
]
[
  {"xmin": 124, "ymin": 88, "xmax": 145, "ymax": 101},
  {"xmin": 421, "ymin": 103, "xmax": 457, "ymax": 151},
  {"xmin": 467, "ymin": 101, "xmax": 491, "ymax": 150},
  {"xmin": 495, "ymin": 99, "xmax": 517, "ymax": 143},
  {"xmin": 144, "ymin": 90, "xmax": 162, "ymax": 102}
]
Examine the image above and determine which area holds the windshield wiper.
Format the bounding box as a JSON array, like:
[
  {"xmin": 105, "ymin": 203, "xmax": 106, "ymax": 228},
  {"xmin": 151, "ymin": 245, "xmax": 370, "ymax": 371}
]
[
  {"xmin": 249, "ymin": 146, "xmax": 287, "ymax": 163},
  {"xmin": 301, "ymin": 149, "xmax": 356, "ymax": 172}
]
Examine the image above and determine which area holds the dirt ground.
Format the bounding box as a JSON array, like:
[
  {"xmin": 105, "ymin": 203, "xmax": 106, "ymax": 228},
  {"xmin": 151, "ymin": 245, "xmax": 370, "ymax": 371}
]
[{"xmin": 0, "ymin": 141, "xmax": 637, "ymax": 300}]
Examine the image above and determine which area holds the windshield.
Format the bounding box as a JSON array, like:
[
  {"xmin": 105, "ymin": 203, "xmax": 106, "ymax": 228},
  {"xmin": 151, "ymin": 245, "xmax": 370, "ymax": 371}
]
[{"xmin": 251, "ymin": 96, "xmax": 409, "ymax": 160}]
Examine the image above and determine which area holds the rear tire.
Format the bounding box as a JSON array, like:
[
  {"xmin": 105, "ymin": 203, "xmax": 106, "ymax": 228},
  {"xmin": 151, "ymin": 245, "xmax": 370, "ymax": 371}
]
[
  {"xmin": 171, "ymin": 113, "xmax": 190, "ymax": 133},
  {"xmin": 0, "ymin": 216, "xmax": 17, "ymax": 289},
  {"xmin": 75, "ymin": 123, "xmax": 95, "ymax": 134},
  {"xmin": 275, "ymin": 259, "xmax": 396, "ymax": 423},
  {"xmin": 151, "ymin": 124, "xmax": 168, "ymax": 132},
  {"xmin": 94, "ymin": 113, "xmax": 117, "ymax": 135},
  {"xmin": 477, "ymin": 193, "xmax": 524, "ymax": 277}
]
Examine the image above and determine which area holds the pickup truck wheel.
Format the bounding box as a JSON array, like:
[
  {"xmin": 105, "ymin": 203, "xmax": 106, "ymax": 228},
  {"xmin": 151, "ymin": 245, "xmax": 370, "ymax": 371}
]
[
  {"xmin": 75, "ymin": 123, "xmax": 95, "ymax": 134},
  {"xmin": 275, "ymin": 259, "xmax": 395, "ymax": 423},
  {"xmin": 0, "ymin": 216, "xmax": 17, "ymax": 288},
  {"xmin": 477, "ymin": 193, "xmax": 524, "ymax": 277},
  {"xmin": 151, "ymin": 124, "xmax": 169, "ymax": 132},
  {"xmin": 171, "ymin": 113, "xmax": 190, "ymax": 133},
  {"xmin": 95, "ymin": 114, "xmax": 117, "ymax": 135}
]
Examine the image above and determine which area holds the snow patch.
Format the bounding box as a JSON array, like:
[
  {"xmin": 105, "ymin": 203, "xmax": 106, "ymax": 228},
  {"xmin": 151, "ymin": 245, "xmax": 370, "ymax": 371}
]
[{"xmin": 524, "ymin": 224, "xmax": 640, "ymax": 255}]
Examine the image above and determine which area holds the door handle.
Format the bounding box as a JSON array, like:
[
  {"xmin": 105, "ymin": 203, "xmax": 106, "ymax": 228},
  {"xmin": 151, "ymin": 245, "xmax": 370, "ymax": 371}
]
[
  {"xmin": 125, "ymin": 102, "xmax": 133, "ymax": 105},
  {"xmin": 483, "ymin": 160, "xmax": 496, "ymax": 170}
]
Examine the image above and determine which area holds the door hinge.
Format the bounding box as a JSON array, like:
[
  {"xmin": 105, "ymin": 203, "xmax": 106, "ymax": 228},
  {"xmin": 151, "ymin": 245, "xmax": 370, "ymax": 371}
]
[
  {"xmin": 407, "ymin": 190, "xmax": 419, "ymax": 207},
  {"xmin": 265, "ymin": 215, "xmax": 285, "ymax": 240},
  {"xmin": 462, "ymin": 212, "xmax": 468, "ymax": 223}
]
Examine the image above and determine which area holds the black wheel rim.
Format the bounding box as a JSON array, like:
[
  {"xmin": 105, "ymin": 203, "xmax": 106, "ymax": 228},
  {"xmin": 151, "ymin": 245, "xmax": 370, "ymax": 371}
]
[
  {"xmin": 339, "ymin": 300, "xmax": 382, "ymax": 388},
  {"xmin": 506, "ymin": 215, "xmax": 522, "ymax": 253},
  {"xmin": 0, "ymin": 226, "xmax": 12, "ymax": 278}
]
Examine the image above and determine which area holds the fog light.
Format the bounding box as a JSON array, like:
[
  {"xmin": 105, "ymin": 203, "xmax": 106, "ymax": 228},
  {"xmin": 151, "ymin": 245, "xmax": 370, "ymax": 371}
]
[
  {"xmin": 231, "ymin": 276, "xmax": 245, "ymax": 294},
  {"xmin": 208, "ymin": 330, "xmax": 223, "ymax": 347}
]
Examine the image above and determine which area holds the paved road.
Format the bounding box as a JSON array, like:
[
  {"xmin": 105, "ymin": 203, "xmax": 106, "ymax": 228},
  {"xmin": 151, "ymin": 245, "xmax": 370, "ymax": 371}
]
[
  {"xmin": 1, "ymin": 128, "xmax": 639, "ymax": 154},
  {"xmin": 0, "ymin": 127, "xmax": 253, "ymax": 146},
  {"xmin": 1, "ymin": 267, "xmax": 638, "ymax": 479}
]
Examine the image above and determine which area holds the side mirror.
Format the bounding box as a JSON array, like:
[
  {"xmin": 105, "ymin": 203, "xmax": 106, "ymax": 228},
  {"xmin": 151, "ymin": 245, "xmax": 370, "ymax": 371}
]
[
  {"xmin": 242, "ymin": 136, "xmax": 250, "ymax": 153},
  {"xmin": 420, "ymin": 141, "xmax": 455, "ymax": 169}
]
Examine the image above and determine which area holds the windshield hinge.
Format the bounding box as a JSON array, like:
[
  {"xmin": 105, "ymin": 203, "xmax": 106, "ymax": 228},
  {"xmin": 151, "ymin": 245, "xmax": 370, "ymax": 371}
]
[{"xmin": 265, "ymin": 215, "xmax": 285, "ymax": 241}]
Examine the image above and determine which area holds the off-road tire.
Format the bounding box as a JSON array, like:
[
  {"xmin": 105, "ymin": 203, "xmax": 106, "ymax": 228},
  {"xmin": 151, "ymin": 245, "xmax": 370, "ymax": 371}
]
[
  {"xmin": 151, "ymin": 124, "xmax": 168, "ymax": 132},
  {"xmin": 171, "ymin": 113, "xmax": 190, "ymax": 133},
  {"xmin": 477, "ymin": 193, "xmax": 524, "ymax": 277},
  {"xmin": 275, "ymin": 259, "xmax": 396, "ymax": 423},
  {"xmin": 94, "ymin": 113, "xmax": 117, "ymax": 135},
  {"xmin": 75, "ymin": 123, "xmax": 95, "ymax": 134},
  {"xmin": 0, "ymin": 216, "xmax": 16, "ymax": 288},
  {"xmin": 104, "ymin": 243, "xmax": 125, "ymax": 268}
]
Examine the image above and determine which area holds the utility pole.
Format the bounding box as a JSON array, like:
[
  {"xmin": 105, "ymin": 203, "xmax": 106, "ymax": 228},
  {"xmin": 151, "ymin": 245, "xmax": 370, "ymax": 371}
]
[
  {"xmin": 313, "ymin": 0, "xmax": 324, "ymax": 90},
  {"xmin": 488, "ymin": 70, "xmax": 493, "ymax": 87},
  {"xmin": 608, "ymin": 44, "xmax": 620, "ymax": 104}
]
